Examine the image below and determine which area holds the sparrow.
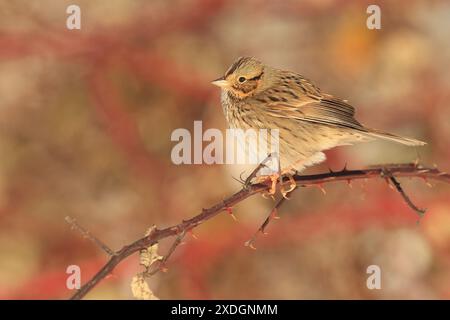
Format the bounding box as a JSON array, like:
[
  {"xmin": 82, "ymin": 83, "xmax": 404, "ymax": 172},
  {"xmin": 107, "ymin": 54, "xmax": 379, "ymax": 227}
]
[{"xmin": 212, "ymin": 57, "xmax": 425, "ymax": 195}]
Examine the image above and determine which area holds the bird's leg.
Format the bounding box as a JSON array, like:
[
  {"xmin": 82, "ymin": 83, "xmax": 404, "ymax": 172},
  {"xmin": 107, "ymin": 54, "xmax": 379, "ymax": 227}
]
[
  {"xmin": 268, "ymin": 152, "xmax": 283, "ymax": 197},
  {"xmin": 267, "ymin": 152, "xmax": 282, "ymax": 196},
  {"xmin": 243, "ymin": 153, "xmax": 277, "ymax": 188},
  {"xmin": 268, "ymin": 173, "xmax": 280, "ymax": 196},
  {"xmin": 250, "ymin": 152, "xmax": 281, "ymax": 197}
]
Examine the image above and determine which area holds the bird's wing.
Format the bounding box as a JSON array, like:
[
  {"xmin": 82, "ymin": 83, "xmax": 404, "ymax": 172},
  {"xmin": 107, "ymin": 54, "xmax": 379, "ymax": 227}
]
[
  {"xmin": 264, "ymin": 97, "xmax": 365, "ymax": 130},
  {"xmin": 260, "ymin": 75, "xmax": 365, "ymax": 131}
]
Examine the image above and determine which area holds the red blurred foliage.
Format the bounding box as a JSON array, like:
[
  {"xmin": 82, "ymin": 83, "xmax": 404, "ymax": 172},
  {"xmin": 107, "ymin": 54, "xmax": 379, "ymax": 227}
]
[{"xmin": 0, "ymin": 0, "xmax": 449, "ymax": 299}]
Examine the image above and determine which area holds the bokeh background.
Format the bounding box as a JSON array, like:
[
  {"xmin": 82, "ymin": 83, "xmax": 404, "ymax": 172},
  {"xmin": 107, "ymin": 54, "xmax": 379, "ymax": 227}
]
[{"xmin": 0, "ymin": 0, "xmax": 449, "ymax": 299}]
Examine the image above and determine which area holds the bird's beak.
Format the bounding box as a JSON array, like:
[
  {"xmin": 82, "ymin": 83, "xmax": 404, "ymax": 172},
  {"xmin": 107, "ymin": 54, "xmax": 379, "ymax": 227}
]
[{"xmin": 211, "ymin": 77, "xmax": 230, "ymax": 88}]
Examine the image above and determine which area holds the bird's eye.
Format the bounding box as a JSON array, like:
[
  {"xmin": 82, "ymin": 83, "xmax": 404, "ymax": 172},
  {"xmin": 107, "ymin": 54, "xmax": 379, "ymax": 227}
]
[{"xmin": 238, "ymin": 76, "xmax": 246, "ymax": 83}]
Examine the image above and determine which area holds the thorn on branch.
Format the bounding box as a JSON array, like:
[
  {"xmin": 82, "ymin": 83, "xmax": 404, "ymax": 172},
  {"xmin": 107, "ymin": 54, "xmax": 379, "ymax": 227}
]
[
  {"xmin": 421, "ymin": 177, "xmax": 433, "ymax": 188},
  {"xmin": 316, "ymin": 184, "xmax": 326, "ymax": 195},
  {"xmin": 384, "ymin": 178, "xmax": 395, "ymax": 190},
  {"xmin": 188, "ymin": 229, "xmax": 198, "ymax": 239},
  {"xmin": 226, "ymin": 207, "xmax": 237, "ymax": 221},
  {"xmin": 105, "ymin": 273, "xmax": 117, "ymax": 280},
  {"xmin": 342, "ymin": 163, "xmax": 348, "ymax": 172}
]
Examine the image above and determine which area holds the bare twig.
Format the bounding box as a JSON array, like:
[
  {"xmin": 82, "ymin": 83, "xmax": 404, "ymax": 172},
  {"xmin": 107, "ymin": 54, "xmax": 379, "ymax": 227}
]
[
  {"xmin": 148, "ymin": 231, "xmax": 187, "ymax": 276},
  {"xmin": 245, "ymin": 189, "xmax": 295, "ymax": 249},
  {"xmin": 65, "ymin": 216, "xmax": 115, "ymax": 256},
  {"xmin": 69, "ymin": 163, "xmax": 450, "ymax": 300},
  {"xmin": 381, "ymin": 168, "xmax": 426, "ymax": 218}
]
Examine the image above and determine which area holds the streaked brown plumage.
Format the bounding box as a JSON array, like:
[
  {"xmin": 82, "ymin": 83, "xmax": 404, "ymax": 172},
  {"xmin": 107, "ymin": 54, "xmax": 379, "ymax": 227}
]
[{"xmin": 212, "ymin": 57, "xmax": 426, "ymax": 175}]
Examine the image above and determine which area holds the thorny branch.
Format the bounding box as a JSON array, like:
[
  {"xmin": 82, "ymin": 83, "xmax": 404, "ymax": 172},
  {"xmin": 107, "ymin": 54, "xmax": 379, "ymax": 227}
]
[{"xmin": 68, "ymin": 163, "xmax": 450, "ymax": 300}]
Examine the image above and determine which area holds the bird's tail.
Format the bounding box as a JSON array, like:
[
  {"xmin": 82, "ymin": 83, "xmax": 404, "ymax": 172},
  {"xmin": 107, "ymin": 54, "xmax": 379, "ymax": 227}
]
[{"xmin": 364, "ymin": 128, "xmax": 426, "ymax": 146}]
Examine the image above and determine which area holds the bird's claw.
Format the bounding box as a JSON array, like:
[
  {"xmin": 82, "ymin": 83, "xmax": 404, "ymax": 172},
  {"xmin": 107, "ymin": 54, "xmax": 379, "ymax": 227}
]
[
  {"xmin": 258, "ymin": 172, "xmax": 296, "ymax": 199},
  {"xmin": 256, "ymin": 173, "xmax": 279, "ymax": 198},
  {"xmin": 280, "ymin": 173, "xmax": 296, "ymax": 199}
]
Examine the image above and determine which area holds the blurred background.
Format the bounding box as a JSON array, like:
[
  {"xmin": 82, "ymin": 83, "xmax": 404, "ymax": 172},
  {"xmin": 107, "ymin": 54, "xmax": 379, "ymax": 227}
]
[{"xmin": 0, "ymin": 0, "xmax": 449, "ymax": 299}]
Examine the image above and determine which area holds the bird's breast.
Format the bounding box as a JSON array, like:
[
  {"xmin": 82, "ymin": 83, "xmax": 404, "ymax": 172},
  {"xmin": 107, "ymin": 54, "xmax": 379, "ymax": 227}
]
[{"xmin": 220, "ymin": 90, "xmax": 248, "ymax": 128}]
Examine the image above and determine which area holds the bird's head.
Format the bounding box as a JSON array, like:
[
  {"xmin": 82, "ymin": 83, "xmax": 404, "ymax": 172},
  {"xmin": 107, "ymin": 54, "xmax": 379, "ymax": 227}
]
[{"xmin": 212, "ymin": 57, "xmax": 266, "ymax": 99}]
